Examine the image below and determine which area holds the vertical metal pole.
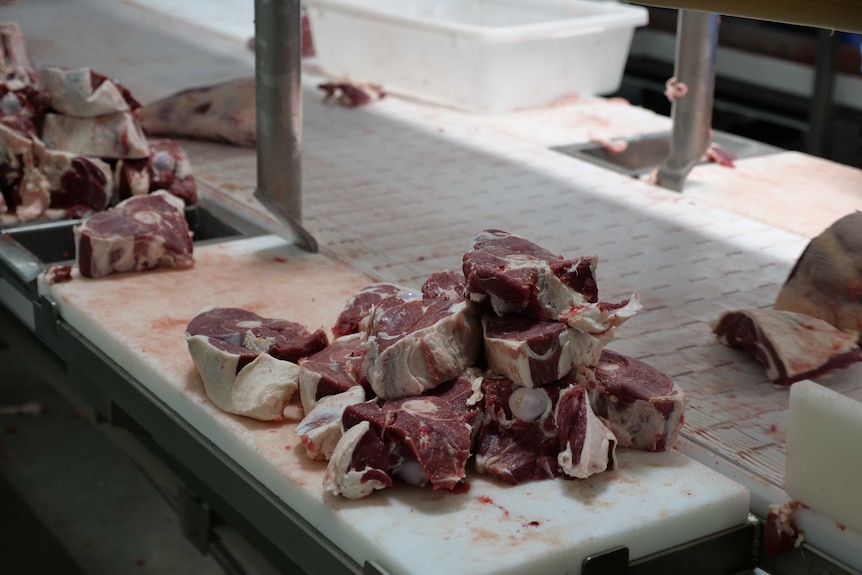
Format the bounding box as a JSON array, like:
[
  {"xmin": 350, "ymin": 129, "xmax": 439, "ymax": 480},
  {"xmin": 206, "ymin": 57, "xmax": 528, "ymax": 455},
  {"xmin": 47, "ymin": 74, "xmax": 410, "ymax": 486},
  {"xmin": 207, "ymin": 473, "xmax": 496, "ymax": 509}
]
[
  {"xmin": 657, "ymin": 10, "xmax": 720, "ymax": 193},
  {"xmin": 805, "ymin": 29, "xmax": 838, "ymax": 157},
  {"xmin": 253, "ymin": 0, "xmax": 318, "ymax": 252}
]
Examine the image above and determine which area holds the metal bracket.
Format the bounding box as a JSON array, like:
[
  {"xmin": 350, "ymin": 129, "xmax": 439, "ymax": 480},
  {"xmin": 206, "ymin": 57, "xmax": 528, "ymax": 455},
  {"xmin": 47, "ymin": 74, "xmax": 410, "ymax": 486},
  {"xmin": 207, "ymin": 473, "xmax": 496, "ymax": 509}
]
[
  {"xmin": 178, "ymin": 487, "xmax": 213, "ymax": 554},
  {"xmin": 583, "ymin": 546, "xmax": 630, "ymax": 575}
]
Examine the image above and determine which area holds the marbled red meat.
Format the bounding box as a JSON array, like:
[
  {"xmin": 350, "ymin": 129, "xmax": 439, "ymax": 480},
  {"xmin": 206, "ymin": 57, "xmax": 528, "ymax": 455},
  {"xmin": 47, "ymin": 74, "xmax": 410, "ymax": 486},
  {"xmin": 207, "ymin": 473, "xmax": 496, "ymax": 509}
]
[
  {"xmin": 298, "ymin": 333, "xmax": 367, "ymax": 413},
  {"xmin": 483, "ymin": 314, "xmax": 608, "ymax": 388},
  {"xmin": 582, "ymin": 351, "xmax": 685, "ymax": 451},
  {"xmin": 325, "ymin": 373, "xmax": 483, "ymax": 498},
  {"xmin": 74, "ymin": 191, "xmax": 194, "ymax": 278},
  {"xmin": 462, "ymin": 229, "xmax": 640, "ymax": 333},
  {"xmin": 363, "ymin": 296, "xmax": 481, "ymax": 399},
  {"xmin": 332, "ymin": 282, "xmax": 421, "ymax": 338},
  {"xmin": 421, "ymin": 270, "xmax": 467, "ymax": 301},
  {"xmin": 475, "ymin": 376, "xmax": 562, "ymax": 485}
]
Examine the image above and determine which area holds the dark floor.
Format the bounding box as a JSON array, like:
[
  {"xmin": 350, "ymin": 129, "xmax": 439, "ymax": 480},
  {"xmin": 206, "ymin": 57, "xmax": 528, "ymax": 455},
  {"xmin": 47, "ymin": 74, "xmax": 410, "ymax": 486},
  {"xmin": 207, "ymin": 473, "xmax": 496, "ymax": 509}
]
[{"xmin": 0, "ymin": 303, "xmax": 224, "ymax": 575}]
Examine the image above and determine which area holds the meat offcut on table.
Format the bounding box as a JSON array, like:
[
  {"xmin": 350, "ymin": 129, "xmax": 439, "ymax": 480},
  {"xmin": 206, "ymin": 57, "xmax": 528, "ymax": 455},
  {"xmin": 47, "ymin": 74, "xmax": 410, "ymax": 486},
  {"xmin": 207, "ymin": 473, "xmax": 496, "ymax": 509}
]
[{"xmin": 185, "ymin": 230, "xmax": 687, "ymax": 499}]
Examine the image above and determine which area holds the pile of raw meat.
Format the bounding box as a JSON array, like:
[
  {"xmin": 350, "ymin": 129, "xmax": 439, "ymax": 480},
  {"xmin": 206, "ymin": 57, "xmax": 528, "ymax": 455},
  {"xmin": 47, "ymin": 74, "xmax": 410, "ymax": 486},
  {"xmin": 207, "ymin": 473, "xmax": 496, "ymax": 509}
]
[
  {"xmin": 186, "ymin": 230, "xmax": 686, "ymax": 499},
  {"xmin": 0, "ymin": 21, "xmax": 196, "ymax": 225}
]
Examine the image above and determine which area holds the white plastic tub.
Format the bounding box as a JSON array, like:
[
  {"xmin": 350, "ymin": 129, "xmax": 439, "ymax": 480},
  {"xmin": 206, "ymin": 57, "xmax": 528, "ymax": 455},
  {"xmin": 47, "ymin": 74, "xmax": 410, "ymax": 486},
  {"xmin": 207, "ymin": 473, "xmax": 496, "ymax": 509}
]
[{"xmin": 304, "ymin": 0, "xmax": 649, "ymax": 113}]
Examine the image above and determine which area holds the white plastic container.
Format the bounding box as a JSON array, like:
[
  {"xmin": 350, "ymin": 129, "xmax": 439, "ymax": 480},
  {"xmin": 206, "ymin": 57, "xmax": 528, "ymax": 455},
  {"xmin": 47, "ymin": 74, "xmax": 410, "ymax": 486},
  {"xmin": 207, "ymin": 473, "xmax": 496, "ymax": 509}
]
[{"xmin": 304, "ymin": 0, "xmax": 649, "ymax": 113}]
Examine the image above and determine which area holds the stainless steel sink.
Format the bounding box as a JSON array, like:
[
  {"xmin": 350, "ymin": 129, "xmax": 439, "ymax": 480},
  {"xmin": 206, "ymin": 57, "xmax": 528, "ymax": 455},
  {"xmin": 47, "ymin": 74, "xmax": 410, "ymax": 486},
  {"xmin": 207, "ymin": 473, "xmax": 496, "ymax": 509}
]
[{"xmin": 551, "ymin": 130, "xmax": 781, "ymax": 178}]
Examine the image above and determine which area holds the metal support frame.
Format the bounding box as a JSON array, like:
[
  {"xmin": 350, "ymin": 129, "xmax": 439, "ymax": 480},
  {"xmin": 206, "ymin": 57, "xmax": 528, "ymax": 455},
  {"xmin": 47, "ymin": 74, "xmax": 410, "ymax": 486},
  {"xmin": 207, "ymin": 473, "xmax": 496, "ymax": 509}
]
[
  {"xmin": 253, "ymin": 0, "xmax": 318, "ymax": 253},
  {"xmin": 31, "ymin": 294, "xmax": 376, "ymax": 575},
  {"xmin": 657, "ymin": 10, "xmax": 720, "ymax": 192}
]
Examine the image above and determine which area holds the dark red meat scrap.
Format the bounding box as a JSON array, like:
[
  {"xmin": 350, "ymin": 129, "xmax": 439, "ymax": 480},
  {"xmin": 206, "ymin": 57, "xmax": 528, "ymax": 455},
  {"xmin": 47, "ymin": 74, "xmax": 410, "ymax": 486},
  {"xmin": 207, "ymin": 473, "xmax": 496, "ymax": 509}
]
[
  {"xmin": 298, "ymin": 333, "xmax": 367, "ymax": 412},
  {"xmin": 475, "ymin": 376, "xmax": 562, "ymax": 485},
  {"xmin": 584, "ymin": 350, "xmax": 685, "ymax": 452},
  {"xmin": 462, "ymin": 229, "xmax": 599, "ymax": 319},
  {"xmin": 332, "ymin": 282, "xmax": 421, "ymax": 337},
  {"xmin": 325, "ymin": 373, "xmax": 482, "ymax": 498},
  {"xmin": 421, "ymin": 270, "xmax": 467, "ymax": 301}
]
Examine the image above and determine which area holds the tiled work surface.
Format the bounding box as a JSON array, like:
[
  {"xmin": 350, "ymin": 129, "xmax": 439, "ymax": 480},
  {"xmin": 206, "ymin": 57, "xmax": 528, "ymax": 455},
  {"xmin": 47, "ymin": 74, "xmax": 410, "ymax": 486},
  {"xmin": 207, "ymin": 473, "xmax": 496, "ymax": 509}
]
[{"xmin": 10, "ymin": 0, "xmax": 862, "ymax": 503}]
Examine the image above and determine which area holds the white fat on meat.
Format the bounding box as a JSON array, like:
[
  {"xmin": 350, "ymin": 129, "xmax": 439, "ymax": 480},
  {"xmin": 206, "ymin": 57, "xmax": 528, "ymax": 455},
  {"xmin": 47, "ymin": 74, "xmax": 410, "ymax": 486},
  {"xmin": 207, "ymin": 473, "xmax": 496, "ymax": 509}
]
[
  {"xmin": 363, "ymin": 299, "xmax": 481, "ymax": 399},
  {"xmin": 15, "ymin": 164, "xmax": 50, "ymax": 222},
  {"xmin": 483, "ymin": 315, "xmax": 610, "ymax": 388},
  {"xmin": 556, "ymin": 385, "xmax": 617, "ymax": 479},
  {"xmin": 138, "ymin": 78, "xmax": 256, "ymax": 148},
  {"xmin": 711, "ymin": 308, "xmax": 861, "ymax": 387},
  {"xmin": 42, "ymin": 112, "xmax": 149, "ymax": 159},
  {"xmin": 562, "ymin": 294, "xmax": 642, "ymax": 334},
  {"xmin": 39, "ymin": 67, "xmax": 132, "ymax": 117},
  {"xmin": 490, "ymin": 255, "xmax": 596, "ymax": 318},
  {"xmin": 295, "ymin": 386, "xmax": 366, "ymax": 461},
  {"xmin": 324, "ymin": 421, "xmax": 391, "ymax": 499},
  {"xmin": 187, "ymin": 335, "xmax": 302, "ymax": 421}
]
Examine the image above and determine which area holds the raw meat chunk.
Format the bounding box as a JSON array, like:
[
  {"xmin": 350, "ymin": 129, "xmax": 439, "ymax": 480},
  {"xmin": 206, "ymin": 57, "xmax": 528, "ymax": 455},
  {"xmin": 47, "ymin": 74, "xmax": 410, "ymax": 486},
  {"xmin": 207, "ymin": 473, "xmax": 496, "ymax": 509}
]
[
  {"xmin": 582, "ymin": 350, "xmax": 685, "ymax": 451},
  {"xmin": 0, "ymin": 22, "xmax": 36, "ymax": 88},
  {"xmin": 463, "ymin": 229, "xmax": 598, "ymax": 318},
  {"xmin": 138, "ymin": 77, "xmax": 256, "ymax": 148},
  {"xmin": 475, "ymin": 377, "xmax": 562, "ymax": 484},
  {"xmin": 0, "ymin": 116, "xmax": 38, "ymax": 204},
  {"xmin": 295, "ymin": 386, "xmax": 366, "ymax": 461},
  {"xmin": 74, "ymin": 191, "xmax": 194, "ymax": 278},
  {"xmin": 556, "ymin": 384, "xmax": 617, "ymax": 479},
  {"xmin": 331, "ymin": 282, "xmax": 421, "ymax": 338},
  {"xmin": 363, "ymin": 297, "xmax": 481, "ymax": 399},
  {"xmin": 186, "ymin": 307, "xmax": 328, "ymax": 420},
  {"xmin": 775, "ymin": 212, "xmax": 862, "ymax": 342},
  {"xmin": 318, "ymin": 82, "xmax": 386, "ymax": 108},
  {"xmin": 483, "ymin": 314, "xmax": 608, "ymax": 388},
  {"xmin": 115, "ymin": 140, "xmax": 196, "ymax": 204},
  {"xmin": 42, "ymin": 112, "xmax": 149, "ymax": 159},
  {"xmin": 1, "ymin": 82, "xmax": 50, "ymax": 125},
  {"xmin": 325, "ymin": 373, "xmax": 483, "ymax": 498},
  {"xmin": 712, "ymin": 308, "xmax": 861, "ymax": 386},
  {"xmin": 38, "ymin": 67, "xmax": 140, "ymax": 117},
  {"xmin": 462, "ymin": 229, "xmax": 640, "ymax": 333},
  {"xmin": 298, "ymin": 333, "xmax": 367, "ymax": 413},
  {"xmin": 324, "ymin": 421, "xmax": 392, "ymax": 499},
  {"xmin": 40, "ymin": 148, "xmax": 112, "ymax": 212},
  {"xmin": 421, "ymin": 270, "xmax": 467, "ymax": 301}
]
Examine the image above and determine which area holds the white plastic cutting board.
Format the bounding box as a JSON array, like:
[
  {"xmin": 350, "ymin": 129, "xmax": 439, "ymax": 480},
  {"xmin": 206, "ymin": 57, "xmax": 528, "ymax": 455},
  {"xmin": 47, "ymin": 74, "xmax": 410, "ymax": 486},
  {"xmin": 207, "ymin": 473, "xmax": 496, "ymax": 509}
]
[{"xmin": 40, "ymin": 235, "xmax": 750, "ymax": 575}]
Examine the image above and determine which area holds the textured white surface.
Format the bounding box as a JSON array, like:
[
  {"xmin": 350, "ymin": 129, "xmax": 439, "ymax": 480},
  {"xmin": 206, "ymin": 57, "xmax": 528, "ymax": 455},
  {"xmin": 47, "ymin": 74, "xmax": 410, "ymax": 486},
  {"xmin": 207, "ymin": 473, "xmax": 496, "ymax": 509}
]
[
  {"xmin": 785, "ymin": 381, "xmax": 862, "ymax": 535},
  {"xmin": 40, "ymin": 235, "xmax": 750, "ymax": 575}
]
